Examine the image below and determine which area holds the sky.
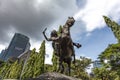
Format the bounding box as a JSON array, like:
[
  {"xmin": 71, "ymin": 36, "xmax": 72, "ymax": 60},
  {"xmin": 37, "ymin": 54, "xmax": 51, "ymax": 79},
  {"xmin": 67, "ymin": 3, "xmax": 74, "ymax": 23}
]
[{"xmin": 0, "ymin": 0, "xmax": 120, "ymax": 64}]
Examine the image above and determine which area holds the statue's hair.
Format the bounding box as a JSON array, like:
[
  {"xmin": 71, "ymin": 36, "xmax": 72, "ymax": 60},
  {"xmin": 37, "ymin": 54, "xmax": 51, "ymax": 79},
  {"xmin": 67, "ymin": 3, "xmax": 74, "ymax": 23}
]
[{"xmin": 50, "ymin": 30, "xmax": 57, "ymax": 37}]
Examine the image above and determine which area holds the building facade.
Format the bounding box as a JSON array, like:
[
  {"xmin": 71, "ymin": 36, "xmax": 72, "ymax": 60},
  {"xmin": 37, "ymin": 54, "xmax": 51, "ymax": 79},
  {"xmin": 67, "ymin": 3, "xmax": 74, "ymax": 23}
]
[
  {"xmin": 0, "ymin": 49, "xmax": 7, "ymax": 60},
  {"xmin": 1, "ymin": 33, "xmax": 30, "ymax": 61},
  {"xmin": 93, "ymin": 60, "xmax": 102, "ymax": 68}
]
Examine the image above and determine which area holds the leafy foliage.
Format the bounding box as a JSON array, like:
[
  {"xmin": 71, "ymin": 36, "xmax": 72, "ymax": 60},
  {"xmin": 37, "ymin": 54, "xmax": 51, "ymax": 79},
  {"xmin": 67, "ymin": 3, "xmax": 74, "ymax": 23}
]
[
  {"xmin": 52, "ymin": 51, "xmax": 59, "ymax": 72},
  {"xmin": 22, "ymin": 40, "xmax": 46, "ymax": 79},
  {"xmin": 92, "ymin": 67, "xmax": 119, "ymax": 80},
  {"xmin": 103, "ymin": 16, "xmax": 120, "ymax": 43},
  {"xmin": 44, "ymin": 64, "xmax": 53, "ymax": 72},
  {"xmin": 0, "ymin": 40, "xmax": 46, "ymax": 79},
  {"xmin": 71, "ymin": 56, "xmax": 92, "ymax": 80},
  {"xmin": 93, "ymin": 16, "xmax": 120, "ymax": 80},
  {"xmin": 57, "ymin": 25, "xmax": 62, "ymax": 36},
  {"xmin": 7, "ymin": 60, "xmax": 23, "ymax": 79},
  {"xmin": 98, "ymin": 43, "xmax": 120, "ymax": 61},
  {"xmin": 21, "ymin": 48, "xmax": 37, "ymax": 79},
  {"xmin": 33, "ymin": 40, "xmax": 46, "ymax": 77},
  {"xmin": 0, "ymin": 63, "xmax": 11, "ymax": 79}
]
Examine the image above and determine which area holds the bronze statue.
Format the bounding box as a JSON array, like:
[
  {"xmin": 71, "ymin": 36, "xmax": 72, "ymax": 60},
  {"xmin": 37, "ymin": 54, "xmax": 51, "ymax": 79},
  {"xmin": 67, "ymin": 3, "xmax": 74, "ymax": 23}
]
[
  {"xmin": 43, "ymin": 17, "xmax": 81, "ymax": 75},
  {"xmin": 43, "ymin": 28, "xmax": 61, "ymax": 56},
  {"xmin": 58, "ymin": 17, "xmax": 81, "ymax": 75}
]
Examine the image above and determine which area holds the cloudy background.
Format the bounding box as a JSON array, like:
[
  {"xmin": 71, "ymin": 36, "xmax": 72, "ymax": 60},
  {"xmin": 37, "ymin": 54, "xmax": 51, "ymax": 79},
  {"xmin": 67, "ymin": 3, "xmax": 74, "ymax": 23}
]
[{"xmin": 0, "ymin": 0, "xmax": 120, "ymax": 64}]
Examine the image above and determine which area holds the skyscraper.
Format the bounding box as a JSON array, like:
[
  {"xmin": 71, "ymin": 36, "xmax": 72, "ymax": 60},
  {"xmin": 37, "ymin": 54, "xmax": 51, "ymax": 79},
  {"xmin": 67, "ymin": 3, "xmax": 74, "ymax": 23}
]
[
  {"xmin": 3, "ymin": 33, "xmax": 30, "ymax": 61},
  {"xmin": 0, "ymin": 49, "xmax": 7, "ymax": 60},
  {"xmin": 93, "ymin": 60, "xmax": 102, "ymax": 68}
]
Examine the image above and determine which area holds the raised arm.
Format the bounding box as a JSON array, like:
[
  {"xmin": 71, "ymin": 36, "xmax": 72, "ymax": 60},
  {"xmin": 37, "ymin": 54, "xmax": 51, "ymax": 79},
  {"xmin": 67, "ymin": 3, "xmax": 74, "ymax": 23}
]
[{"xmin": 42, "ymin": 28, "xmax": 52, "ymax": 41}]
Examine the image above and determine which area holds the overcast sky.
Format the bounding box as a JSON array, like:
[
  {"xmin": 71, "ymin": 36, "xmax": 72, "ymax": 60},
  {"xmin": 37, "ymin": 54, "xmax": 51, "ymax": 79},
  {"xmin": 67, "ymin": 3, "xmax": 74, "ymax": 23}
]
[{"xmin": 0, "ymin": 0, "xmax": 120, "ymax": 64}]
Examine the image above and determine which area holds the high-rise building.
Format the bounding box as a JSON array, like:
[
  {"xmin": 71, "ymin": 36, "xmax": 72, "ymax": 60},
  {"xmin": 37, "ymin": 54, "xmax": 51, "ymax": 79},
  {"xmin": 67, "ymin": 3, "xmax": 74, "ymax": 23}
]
[
  {"xmin": 2, "ymin": 33, "xmax": 30, "ymax": 61},
  {"xmin": 93, "ymin": 60, "xmax": 102, "ymax": 68},
  {"xmin": 0, "ymin": 49, "xmax": 7, "ymax": 60}
]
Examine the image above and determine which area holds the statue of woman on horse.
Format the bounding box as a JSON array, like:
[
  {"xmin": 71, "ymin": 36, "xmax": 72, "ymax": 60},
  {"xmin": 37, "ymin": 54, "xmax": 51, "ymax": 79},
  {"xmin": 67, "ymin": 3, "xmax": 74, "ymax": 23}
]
[{"xmin": 43, "ymin": 17, "xmax": 81, "ymax": 75}]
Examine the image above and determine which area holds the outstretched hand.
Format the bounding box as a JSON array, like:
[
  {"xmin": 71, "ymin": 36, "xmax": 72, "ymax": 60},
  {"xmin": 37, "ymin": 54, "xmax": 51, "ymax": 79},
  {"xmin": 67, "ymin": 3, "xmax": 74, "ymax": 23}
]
[
  {"xmin": 43, "ymin": 28, "xmax": 47, "ymax": 34},
  {"xmin": 76, "ymin": 43, "xmax": 82, "ymax": 48}
]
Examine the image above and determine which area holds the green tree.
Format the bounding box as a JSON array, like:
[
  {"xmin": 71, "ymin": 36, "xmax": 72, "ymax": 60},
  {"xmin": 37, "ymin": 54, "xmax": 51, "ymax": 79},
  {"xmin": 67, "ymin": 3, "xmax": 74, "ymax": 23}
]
[
  {"xmin": 52, "ymin": 51, "xmax": 58, "ymax": 71},
  {"xmin": 44, "ymin": 64, "xmax": 53, "ymax": 72},
  {"xmin": 22, "ymin": 48, "xmax": 37, "ymax": 79},
  {"xmin": 7, "ymin": 60, "xmax": 23, "ymax": 79},
  {"xmin": 0, "ymin": 40, "xmax": 46, "ymax": 79},
  {"xmin": 103, "ymin": 16, "xmax": 120, "ymax": 43},
  {"xmin": 98, "ymin": 43, "xmax": 120, "ymax": 78},
  {"xmin": 71, "ymin": 56, "xmax": 92, "ymax": 80},
  {"xmin": 93, "ymin": 16, "xmax": 120, "ymax": 80},
  {"xmin": 0, "ymin": 63, "xmax": 11, "ymax": 79},
  {"xmin": 22, "ymin": 40, "xmax": 46, "ymax": 79},
  {"xmin": 33, "ymin": 40, "xmax": 46, "ymax": 77},
  {"xmin": 57, "ymin": 25, "xmax": 62, "ymax": 36},
  {"xmin": 92, "ymin": 66, "xmax": 120, "ymax": 80},
  {"xmin": 98, "ymin": 43, "xmax": 120, "ymax": 61}
]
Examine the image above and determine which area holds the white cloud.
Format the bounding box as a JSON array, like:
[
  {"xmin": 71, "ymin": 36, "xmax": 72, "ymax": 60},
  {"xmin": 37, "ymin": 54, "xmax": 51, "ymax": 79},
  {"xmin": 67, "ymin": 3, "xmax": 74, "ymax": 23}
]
[
  {"xmin": 86, "ymin": 63, "xmax": 93, "ymax": 74},
  {"xmin": 74, "ymin": 0, "xmax": 120, "ymax": 32},
  {"xmin": 0, "ymin": 44, "xmax": 6, "ymax": 52},
  {"xmin": 30, "ymin": 40, "xmax": 41, "ymax": 52},
  {"xmin": 0, "ymin": 26, "xmax": 16, "ymax": 52},
  {"xmin": 86, "ymin": 33, "xmax": 91, "ymax": 37},
  {"xmin": 45, "ymin": 42, "xmax": 53, "ymax": 64}
]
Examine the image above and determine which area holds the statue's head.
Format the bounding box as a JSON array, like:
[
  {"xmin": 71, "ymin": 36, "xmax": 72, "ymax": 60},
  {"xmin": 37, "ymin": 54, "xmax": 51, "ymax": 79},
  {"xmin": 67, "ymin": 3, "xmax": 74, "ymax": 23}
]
[
  {"xmin": 66, "ymin": 17, "xmax": 75, "ymax": 27},
  {"xmin": 51, "ymin": 30, "xmax": 58, "ymax": 37}
]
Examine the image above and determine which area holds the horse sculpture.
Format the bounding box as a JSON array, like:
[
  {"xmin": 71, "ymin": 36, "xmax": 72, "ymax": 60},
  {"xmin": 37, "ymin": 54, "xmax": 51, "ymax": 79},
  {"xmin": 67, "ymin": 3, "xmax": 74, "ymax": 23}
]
[
  {"xmin": 43, "ymin": 17, "xmax": 81, "ymax": 75},
  {"xmin": 57, "ymin": 17, "xmax": 81, "ymax": 75}
]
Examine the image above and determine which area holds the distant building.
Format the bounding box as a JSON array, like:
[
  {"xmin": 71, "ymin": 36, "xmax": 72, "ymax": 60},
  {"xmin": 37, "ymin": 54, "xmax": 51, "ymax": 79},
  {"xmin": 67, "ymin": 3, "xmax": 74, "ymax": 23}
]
[
  {"xmin": 0, "ymin": 52, "xmax": 2, "ymax": 59},
  {"xmin": 0, "ymin": 50, "xmax": 4, "ymax": 59},
  {"xmin": 1, "ymin": 33, "xmax": 30, "ymax": 61},
  {"xmin": 0, "ymin": 49, "xmax": 7, "ymax": 60},
  {"xmin": 93, "ymin": 60, "xmax": 102, "ymax": 68},
  {"xmin": 89, "ymin": 60, "xmax": 102, "ymax": 77},
  {"xmin": 18, "ymin": 50, "xmax": 31, "ymax": 61}
]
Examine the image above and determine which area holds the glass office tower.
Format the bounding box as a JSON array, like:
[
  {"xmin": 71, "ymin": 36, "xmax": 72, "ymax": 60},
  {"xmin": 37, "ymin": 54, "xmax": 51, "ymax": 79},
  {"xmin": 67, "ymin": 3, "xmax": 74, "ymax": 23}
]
[
  {"xmin": 93, "ymin": 60, "xmax": 102, "ymax": 68},
  {"xmin": 3, "ymin": 33, "xmax": 30, "ymax": 61}
]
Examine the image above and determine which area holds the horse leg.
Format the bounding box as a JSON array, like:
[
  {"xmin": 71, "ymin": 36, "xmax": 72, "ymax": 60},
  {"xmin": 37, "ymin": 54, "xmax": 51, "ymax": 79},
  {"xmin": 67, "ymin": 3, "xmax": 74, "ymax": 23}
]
[
  {"xmin": 57, "ymin": 59, "xmax": 61, "ymax": 72},
  {"xmin": 61, "ymin": 63, "xmax": 64, "ymax": 73},
  {"xmin": 57, "ymin": 58, "xmax": 64, "ymax": 73},
  {"xmin": 67, "ymin": 58, "xmax": 72, "ymax": 76},
  {"xmin": 69, "ymin": 44, "xmax": 76, "ymax": 64},
  {"xmin": 73, "ymin": 53, "xmax": 76, "ymax": 64}
]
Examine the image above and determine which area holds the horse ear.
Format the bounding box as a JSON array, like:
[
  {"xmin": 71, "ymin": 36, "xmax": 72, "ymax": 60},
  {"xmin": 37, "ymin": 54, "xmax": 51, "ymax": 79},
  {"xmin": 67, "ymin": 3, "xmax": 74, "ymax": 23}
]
[
  {"xmin": 68, "ymin": 17, "xmax": 71, "ymax": 19},
  {"xmin": 68, "ymin": 17, "xmax": 74, "ymax": 19}
]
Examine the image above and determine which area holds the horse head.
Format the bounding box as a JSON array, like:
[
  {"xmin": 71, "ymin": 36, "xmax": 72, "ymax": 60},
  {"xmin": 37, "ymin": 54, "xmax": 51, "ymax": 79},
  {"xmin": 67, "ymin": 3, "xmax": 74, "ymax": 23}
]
[{"xmin": 65, "ymin": 17, "xmax": 75, "ymax": 27}]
